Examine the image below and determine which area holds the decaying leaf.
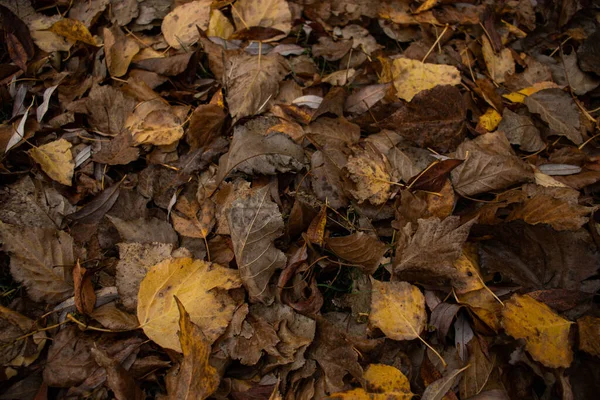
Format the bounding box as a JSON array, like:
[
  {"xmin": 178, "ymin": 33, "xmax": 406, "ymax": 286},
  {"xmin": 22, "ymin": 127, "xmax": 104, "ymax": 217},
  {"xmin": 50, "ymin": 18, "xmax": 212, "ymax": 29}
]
[
  {"xmin": 345, "ymin": 146, "xmax": 392, "ymax": 205},
  {"xmin": 497, "ymin": 109, "xmax": 545, "ymax": 152},
  {"xmin": 391, "ymin": 58, "xmax": 461, "ymax": 101},
  {"xmin": 0, "ymin": 222, "xmax": 73, "ymax": 304},
  {"xmin": 104, "ymin": 26, "xmax": 139, "ymax": 77},
  {"xmin": 326, "ymin": 232, "xmax": 388, "ymax": 274},
  {"xmin": 73, "ymin": 260, "xmax": 96, "ymax": 315},
  {"xmin": 227, "ymin": 186, "xmax": 287, "ymax": 304},
  {"xmin": 524, "ymin": 88, "xmax": 582, "ymax": 145},
  {"xmin": 137, "ymin": 257, "xmax": 242, "ymax": 351},
  {"xmin": 0, "ymin": 305, "xmax": 46, "ymax": 369},
  {"xmin": 49, "ymin": 18, "xmax": 96, "ymax": 45},
  {"xmin": 369, "ymin": 279, "xmax": 427, "ymax": 341},
  {"xmin": 502, "ymin": 294, "xmax": 573, "ymax": 368},
  {"xmin": 129, "ymin": 109, "xmax": 185, "ymax": 146},
  {"xmin": 29, "ymin": 139, "xmax": 74, "ymax": 186},
  {"xmin": 481, "ymin": 36, "xmax": 515, "ymax": 83},
  {"xmin": 165, "ymin": 298, "xmax": 219, "ymax": 399},
  {"xmin": 422, "ymin": 365, "xmax": 470, "ymax": 400}
]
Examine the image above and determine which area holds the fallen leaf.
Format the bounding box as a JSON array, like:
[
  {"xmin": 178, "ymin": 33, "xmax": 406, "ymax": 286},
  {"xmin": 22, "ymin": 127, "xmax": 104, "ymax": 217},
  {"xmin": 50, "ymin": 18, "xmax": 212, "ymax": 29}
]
[
  {"xmin": 164, "ymin": 298, "xmax": 219, "ymax": 399},
  {"xmin": 225, "ymin": 53, "xmax": 287, "ymax": 120},
  {"xmin": 0, "ymin": 305, "xmax": 46, "ymax": 369},
  {"xmin": 161, "ymin": 0, "xmax": 211, "ymax": 49},
  {"xmin": 29, "ymin": 139, "xmax": 74, "ymax": 186},
  {"xmin": 49, "ymin": 18, "xmax": 96, "ymax": 45},
  {"xmin": 0, "ymin": 222, "xmax": 73, "ymax": 304},
  {"xmin": 310, "ymin": 148, "xmax": 350, "ymax": 209},
  {"xmin": 90, "ymin": 302, "xmax": 139, "ymax": 330},
  {"xmin": 137, "ymin": 257, "xmax": 242, "ymax": 351},
  {"xmin": 227, "ymin": 186, "xmax": 286, "ymax": 304},
  {"xmin": 481, "ymin": 36, "xmax": 515, "ymax": 83},
  {"xmin": 326, "ymin": 232, "xmax": 388, "ymax": 274},
  {"xmin": 304, "ymin": 117, "xmax": 361, "ymax": 149},
  {"xmin": 312, "ymin": 37, "xmax": 353, "ymax": 61},
  {"xmin": 391, "ymin": 58, "xmax": 461, "ymax": 101},
  {"xmin": 108, "ymin": 216, "xmax": 178, "ymax": 245},
  {"xmin": 497, "ymin": 109, "xmax": 545, "ymax": 152},
  {"xmin": 104, "ymin": 26, "xmax": 139, "ymax": 77},
  {"xmin": 172, "ymin": 197, "xmax": 215, "ymax": 239},
  {"xmin": 134, "ymin": 53, "xmax": 194, "ymax": 76},
  {"xmin": 345, "ymin": 83, "xmax": 390, "ymax": 114},
  {"xmin": 91, "ymin": 347, "xmax": 145, "ymax": 400},
  {"xmin": 81, "ymin": 84, "xmax": 136, "ymax": 136},
  {"xmin": 577, "ymin": 28, "xmax": 600, "ymax": 75},
  {"xmin": 329, "ymin": 363, "xmax": 413, "ymax": 399},
  {"xmin": 477, "ymin": 108, "xmax": 502, "ymax": 132},
  {"xmin": 451, "ymin": 131, "xmax": 533, "ymax": 196},
  {"xmin": 502, "ymin": 81, "xmax": 559, "ymax": 103},
  {"xmin": 422, "ymin": 365, "xmax": 470, "ymax": 400},
  {"xmin": 130, "ymin": 108, "xmax": 185, "ymax": 146},
  {"xmin": 502, "ymin": 294, "xmax": 573, "ymax": 368},
  {"xmin": 369, "ymin": 279, "xmax": 427, "ymax": 341},
  {"xmin": 232, "ymin": 0, "xmax": 292, "ymax": 42},
  {"xmin": 407, "ymin": 159, "xmax": 464, "ymax": 193},
  {"xmin": 73, "ymin": 260, "xmax": 96, "ymax": 315},
  {"xmin": 208, "ymin": 9, "xmax": 234, "ymax": 39},
  {"xmin": 65, "ymin": 179, "xmax": 123, "ymax": 225},
  {"xmin": 186, "ymin": 104, "xmax": 226, "ymax": 150},
  {"xmin": 306, "ymin": 206, "xmax": 327, "ymax": 246},
  {"xmin": 377, "ymin": 85, "xmax": 466, "ymax": 153},
  {"xmin": 577, "ymin": 316, "xmax": 600, "ymax": 357},
  {"xmin": 524, "ymin": 88, "xmax": 582, "ymax": 145},
  {"xmin": 344, "ymin": 146, "xmax": 392, "ymax": 205},
  {"xmin": 92, "ymin": 132, "xmax": 139, "ymax": 165},
  {"xmin": 561, "ymin": 52, "xmax": 600, "ymax": 95},
  {"xmin": 460, "ymin": 338, "xmax": 495, "ymax": 398}
]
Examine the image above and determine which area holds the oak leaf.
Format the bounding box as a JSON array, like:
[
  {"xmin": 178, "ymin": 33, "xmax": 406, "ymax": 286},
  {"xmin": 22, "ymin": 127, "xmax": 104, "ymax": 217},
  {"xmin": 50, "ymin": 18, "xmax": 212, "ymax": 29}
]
[
  {"xmin": 164, "ymin": 298, "xmax": 219, "ymax": 400},
  {"xmin": 161, "ymin": 0, "xmax": 211, "ymax": 49},
  {"xmin": 29, "ymin": 139, "xmax": 74, "ymax": 186},
  {"xmin": 369, "ymin": 279, "xmax": 426, "ymax": 341},
  {"xmin": 137, "ymin": 257, "xmax": 242, "ymax": 351},
  {"xmin": 227, "ymin": 186, "xmax": 287, "ymax": 304},
  {"xmin": 502, "ymin": 294, "xmax": 573, "ymax": 368},
  {"xmin": 391, "ymin": 58, "xmax": 461, "ymax": 101}
]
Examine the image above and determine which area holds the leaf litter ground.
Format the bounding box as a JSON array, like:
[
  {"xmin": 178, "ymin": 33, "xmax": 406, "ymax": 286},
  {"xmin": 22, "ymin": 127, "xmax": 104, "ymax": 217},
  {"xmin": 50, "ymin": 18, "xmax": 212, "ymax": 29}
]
[{"xmin": 1, "ymin": 0, "xmax": 600, "ymax": 399}]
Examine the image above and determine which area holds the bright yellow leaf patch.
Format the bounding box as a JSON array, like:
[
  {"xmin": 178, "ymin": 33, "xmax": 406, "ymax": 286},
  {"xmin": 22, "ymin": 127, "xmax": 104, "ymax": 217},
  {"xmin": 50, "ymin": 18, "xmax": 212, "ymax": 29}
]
[
  {"xmin": 392, "ymin": 58, "xmax": 461, "ymax": 102},
  {"xmin": 330, "ymin": 364, "xmax": 413, "ymax": 399},
  {"xmin": 49, "ymin": 19, "xmax": 96, "ymax": 46}
]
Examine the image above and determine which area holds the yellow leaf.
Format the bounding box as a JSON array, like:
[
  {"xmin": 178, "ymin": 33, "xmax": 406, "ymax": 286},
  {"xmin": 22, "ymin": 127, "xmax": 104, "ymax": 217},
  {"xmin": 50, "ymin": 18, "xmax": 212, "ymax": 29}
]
[
  {"xmin": 477, "ymin": 108, "xmax": 502, "ymax": 132},
  {"xmin": 330, "ymin": 364, "xmax": 413, "ymax": 399},
  {"xmin": 392, "ymin": 58, "xmax": 461, "ymax": 101},
  {"xmin": 502, "ymin": 294, "xmax": 573, "ymax": 368},
  {"xmin": 49, "ymin": 18, "xmax": 96, "ymax": 46},
  {"xmin": 369, "ymin": 279, "xmax": 426, "ymax": 341},
  {"xmin": 161, "ymin": 0, "xmax": 212, "ymax": 49},
  {"xmin": 137, "ymin": 257, "xmax": 242, "ymax": 352},
  {"xmin": 502, "ymin": 81, "xmax": 559, "ymax": 103},
  {"xmin": 415, "ymin": 0, "xmax": 439, "ymax": 13},
  {"xmin": 208, "ymin": 9, "xmax": 234, "ymax": 39},
  {"xmin": 232, "ymin": 0, "xmax": 292, "ymax": 42},
  {"xmin": 130, "ymin": 109, "xmax": 184, "ymax": 146},
  {"xmin": 104, "ymin": 27, "xmax": 140, "ymax": 77},
  {"xmin": 165, "ymin": 297, "xmax": 220, "ymax": 399},
  {"xmin": 457, "ymin": 288, "xmax": 501, "ymax": 332},
  {"xmin": 29, "ymin": 139, "xmax": 74, "ymax": 186},
  {"xmin": 452, "ymin": 244, "xmax": 484, "ymax": 294},
  {"xmin": 345, "ymin": 147, "xmax": 392, "ymax": 205},
  {"xmin": 481, "ymin": 36, "xmax": 514, "ymax": 83}
]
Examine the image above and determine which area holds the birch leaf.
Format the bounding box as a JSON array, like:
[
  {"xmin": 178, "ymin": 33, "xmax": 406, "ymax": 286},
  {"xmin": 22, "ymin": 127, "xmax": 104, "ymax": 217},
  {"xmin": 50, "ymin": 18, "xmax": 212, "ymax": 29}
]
[{"xmin": 29, "ymin": 139, "xmax": 74, "ymax": 186}]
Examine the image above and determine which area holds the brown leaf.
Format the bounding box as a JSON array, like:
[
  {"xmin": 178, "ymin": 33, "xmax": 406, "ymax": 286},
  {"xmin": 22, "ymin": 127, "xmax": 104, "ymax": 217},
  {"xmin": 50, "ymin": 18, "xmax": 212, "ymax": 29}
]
[
  {"xmin": 407, "ymin": 159, "xmax": 463, "ymax": 193},
  {"xmin": 225, "ymin": 53, "xmax": 287, "ymax": 120},
  {"xmin": 560, "ymin": 52, "xmax": 600, "ymax": 95},
  {"xmin": 326, "ymin": 232, "xmax": 388, "ymax": 274},
  {"xmin": 0, "ymin": 222, "xmax": 73, "ymax": 304},
  {"xmin": 108, "ymin": 216, "xmax": 178, "ymax": 245},
  {"xmin": 227, "ymin": 186, "xmax": 287, "ymax": 304},
  {"xmin": 460, "ymin": 338, "xmax": 495, "ymax": 398},
  {"xmin": 312, "ymin": 37, "xmax": 353, "ymax": 61},
  {"xmin": 91, "ymin": 132, "xmax": 139, "ymax": 165},
  {"xmin": 135, "ymin": 53, "xmax": 194, "ymax": 76},
  {"xmin": 497, "ymin": 108, "xmax": 545, "ymax": 152},
  {"xmin": 378, "ymin": 85, "xmax": 466, "ymax": 153},
  {"xmin": 481, "ymin": 36, "xmax": 515, "ymax": 83},
  {"xmin": 130, "ymin": 108, "xmax": 185, "ymax": 146},
  {"xmin": 90, "ymin": 302, "xmax": 139, "ymax": 331},
  {"xmin": 216, "ymin": 127, "xmax": 305, "ymax": 183},
  {"xmin": 430, "ymin": 303, "xmax": 462, "ymax": 341},
  {"xmin": 306, "ymin": 205, "xmax": 327, "ymax": 247},
  {"xmin": 577, "ymin": 28, "xmax": 600, "ymax": 75},
  {"xmin": 524, "ymin": 88, "xmax": 582, "ymax": 145},
  {"xmin": 451, "ymin": 131, "xmax": 533, "ymax": 196},
  {"xmin": 161, "ymin": 0, "xmax": 211, "ymax": 49},
  {"xmin": 422, "ymin": 366, "xmax": 469, "ymax": 400},
  {"xmin": 103, "ymin": 26, "xmax": 139, "ymax": 78},
  {"xmin": 344, "ymin": 146, "xmax": 392, "ymax": 205},
  {"xmin": 230, "ymin": 26, "xmax": 285, "ymax": 41},
  {"xmin": 73, "ymin": 260, "xmax": 96, "ymax": 315},
  {"xmin": 345, "ymin": 83, "xmax": 391, "ymax": 114},
  {"xmin": 91, "ymin": 347, "xmax": 144, "ymax": 400},
  {"xmin": 82, "ymin": 85, "xmax": 136, "ymax": 136},
  {"xmin": 304, "ymin": 117, "xmax": 360, "ymax": 149},
  {"xmin": 186, "ymin": 104, "xmax": 226, "ymax": 150},
  {"xmin": 577, "ymin": 316, "xmax": 600, "ymax": 357},
  {"xmin": 172, "ymin": 197, "xmax": 216, "ymax": 239},
  {"xmin": 65, "ymin": 179, "xmax": 123, "ymax": 225},
  {"xmin": 310, "ymin": 148, "xmax": 350, "ymax": 209},
  {"xmin": 0, "ymin": 305, "xmax": 46, "ymax": 368},
  {"xmin": 165, "ymin": 298, "xmax": 219, "ymax": 399}
]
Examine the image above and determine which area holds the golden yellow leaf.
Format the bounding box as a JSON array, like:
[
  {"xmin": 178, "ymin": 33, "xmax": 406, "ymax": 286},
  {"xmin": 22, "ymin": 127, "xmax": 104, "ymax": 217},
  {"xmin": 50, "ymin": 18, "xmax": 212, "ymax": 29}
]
[
  {"xmin": 49, "ymin": 18, "xmax": 96, "ymax": 46},
  {"xmin": 161, "ymin": 0, "xmax": 212, "ymax": 49},
  {"xmin": 208, "ymin": 9, "xmax": 234, "ymax": 39},
  {"xmin": 29, "ymin": 139, "xmax": 74, "ymax": 186},
  {"xmin": 392, "ymin": 58, "xmax": 461, "ymax": 101},
  {"xmin": 457, "ymin": 288, "xmax": 501, "ymax": 332},
  {"xmin": 137, "ymin": 257, "xmax": 242, "ymax": 352},
  {"xmin": 452, "ymin": 244, "xmax": 484, "ymax": 294},
  {"xmin": 104, "ymin": 27, "xmax": 139, "ymax": 77},
  {"xmin": 369, "ymin": 279, "xmax": 426, "ymax": 341},
  {"xmin": 130, "ymin": 109, "xmax": 184, "ymax": 146},
  {"xmin": 329, "ymin": 364, "xmax": 413, "ymax": 399},
  {"xmin": 481, "ymin": 36, "xmax": 514, "ymax": 83},
  {"xmin": 477, "ymin": 108, "xmax": 502, "ymax": 132},
  {"xmin": 165, "ymin": 297, "xmax": 220, "ymax": 399},
  {"xmin": 415, "ymin": 0, "xmax": 439, "ymax": 13},
  {"xmin": 232, "ymin": 0, "xmax": 292, "ymax": 42},
  {"xmin": 502, "ymin": 81, "xmax": 559, "ymax": 103},
  {"xmin": 502, "ymin": 294, "xmax": 573, "ymax": 368}
]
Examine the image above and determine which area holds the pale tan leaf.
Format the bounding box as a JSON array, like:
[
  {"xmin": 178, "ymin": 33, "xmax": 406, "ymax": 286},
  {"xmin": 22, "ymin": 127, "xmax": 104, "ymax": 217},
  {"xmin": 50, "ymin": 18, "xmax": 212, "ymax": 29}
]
[
  {"xmin": 137, "ymin": 257, "xmax": 242, "ymax": 351},
  {"xmin": 161, "ymin": 0, "xmax": 212, "ymax": 49},
  {"xmin": 130, "ymin": 109, "xmax": 184, "ymax": 146},
  {"xmin": 208, "ymin": 9, "xmax": 234, "ymax": 39},
  {"xmin": 104, "ymin": 26, "xmax": 139, "ymax": 78},
  {"xmin": 422, "ymin": 365, "xmax": 470, "ymax": 400},
  {"xmin": 29, "ymin": 139, "xmax": 74, "ymax": 186},
  {"xmin": 232, "ymin": 0, "xmax": 292, "ymax": 42},
  {"xmin": 345, "ymin": 146, "xmax": 392, "ymax": 205},
  {"xmin": 524, "ymin": 88, "xmax": 582, "ymax": 145}
]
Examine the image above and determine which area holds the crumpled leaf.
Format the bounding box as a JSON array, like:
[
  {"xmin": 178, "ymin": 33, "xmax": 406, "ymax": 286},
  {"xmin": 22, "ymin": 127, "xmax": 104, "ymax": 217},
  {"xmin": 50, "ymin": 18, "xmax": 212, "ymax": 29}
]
[
  {"xmin": 227, "ymin": 186, "xmax": 287, "ymax": 304},
  {"xmin": 329, "ymin": 363, "xmax": 413, "ymax": 399},
  {"xmin": 391, "ymin": 58, "xmax": 461, "ymax": 102},
  {"xmin": 451, "ymin": 131, "xmax": 533, "ymax": 196},
  {"xmin": 326, "ymin": 232, "xmax": 388, "ymax": 274},
  {"xmin": 502, "ymin": 294, "xmax": 573, "ymax": 368},
  {"xmin": 497, "ymin": 109, "xmax": 545, "ymax": 152},
  {"xmin": 225, "ymin": 53, "xmax": 287, "ymax": 120},
  {"xmin": 161, "ymin": 0, "xmax": 211, "ymax": 49},
  {"xmin": 524, "ymin": 88, "xmax": 582, "ymax": 145},
  {"xmin": 378, "ymin": 86, "xmax": 466, "ymax": 153},
  {"xmin": 137, "ymin": 257, "xmax": 242, "ymax": 351},
  {"xmin": 0, "ymin": 222, "xmax": 73, "ymax": 304},
  {"xmin": 164, "ymin": 298, "xmax": 219, "ymax": 399},
  {"xmin": 217, "ymin": 126, "xmax": 305, "ymax": 183},
  {"xmin": 369, "ymin": 279, "xmax": 426, "ymax": 341},
  {"xmin": 29, "ymin": 139, "xmax": 74, "ymax": 186},
  {"xmin": 232, "ymin": 0, "xmax": 292, "ymax": 42},
  {"xmin": 344, "ymin": 146, "xmax": 392, "ymax": 205}
]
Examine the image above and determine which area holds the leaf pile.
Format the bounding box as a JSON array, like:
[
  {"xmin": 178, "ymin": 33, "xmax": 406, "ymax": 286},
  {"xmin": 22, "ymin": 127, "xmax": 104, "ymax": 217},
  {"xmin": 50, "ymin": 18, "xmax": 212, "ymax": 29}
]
[{"xmin": 1, "ymin": 0, "xmax": 600, "ymax": 399}]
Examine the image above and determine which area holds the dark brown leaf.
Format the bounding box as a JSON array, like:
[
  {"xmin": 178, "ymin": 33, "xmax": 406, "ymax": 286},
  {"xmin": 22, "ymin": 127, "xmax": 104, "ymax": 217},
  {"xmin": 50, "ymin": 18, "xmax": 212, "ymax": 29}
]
[
  {"xmin": 65, "ymin": 178, "xmax": 124, "ymax": 225},
  {"xmin": 186, "ymin": 104, "xmax": 226, "ymax": 150},
  {"xmin": 407, "ymin": 159, "xmax": 464, "ymax": 193},
  {"xmin": 497, "ymin": 109, "xmax": 545, "ymax": 152},
  {"xmin": 91, "ymin": 347, "xmax": 144, "ymax": 400},
  {"xmin": 524, "ymin": 88, "xmax": 582, "ymax": 145},
  {"xmin": 326, "ymin": 232, "xmax": 388, "ymax": 274}
]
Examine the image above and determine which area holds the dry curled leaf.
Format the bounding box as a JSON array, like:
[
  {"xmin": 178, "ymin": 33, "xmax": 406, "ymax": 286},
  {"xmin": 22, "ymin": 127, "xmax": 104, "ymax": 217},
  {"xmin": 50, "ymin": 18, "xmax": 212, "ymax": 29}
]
[{"xmin": 137, "ymin": 257, "xmax": 242, "ymax": 351}]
